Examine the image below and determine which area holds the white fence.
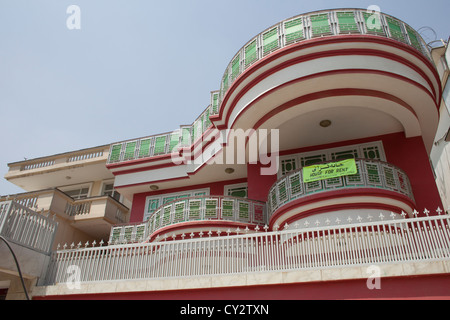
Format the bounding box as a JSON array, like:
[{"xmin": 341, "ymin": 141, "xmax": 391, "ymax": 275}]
[
  {"xmin": 0, "ymin": 201, "xmax": 58, "ymax": 255},
  {"xmin": 41, "ymin": 210, "xmax": 450, "ymax": 286}
]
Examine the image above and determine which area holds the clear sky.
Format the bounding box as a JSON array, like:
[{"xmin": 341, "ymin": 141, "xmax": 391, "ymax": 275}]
[{"xmin": 0, "ymin": 0, "xmax": 449, "ymax": 195}]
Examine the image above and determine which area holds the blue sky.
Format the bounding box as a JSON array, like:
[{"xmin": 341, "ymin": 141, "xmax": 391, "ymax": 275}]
[{"xmin": 0, "ymin": 0, "xmax": 449, "ymax": 195}]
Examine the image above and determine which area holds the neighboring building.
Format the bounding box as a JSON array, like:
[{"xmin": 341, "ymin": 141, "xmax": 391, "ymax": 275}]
[{"xmin": 1, "ymin": 8, "xmax": 450, "ymax": 300}]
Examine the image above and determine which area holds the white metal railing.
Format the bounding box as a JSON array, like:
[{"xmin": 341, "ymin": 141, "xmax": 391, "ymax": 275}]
[
  {"xmin": 41, "ymin": 210, "xmax": 450, "ymax": 286},
  {"xmin": 0, "ymin": 201, "xmax": 58, "ymax": 255}
]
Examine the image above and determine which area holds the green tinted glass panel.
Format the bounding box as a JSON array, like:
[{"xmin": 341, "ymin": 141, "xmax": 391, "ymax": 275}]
[
  {"xmin": 278, "ymin": 181, "xmax": 287, "ymax": 202},
  {"xmin": 285, "ymin": 18, "xmax": 304, "ymax": 43},
  {"xmin": 147, "ymin": 198, "xmax": 159, "ymax": 213},
  {"xmin": 289, "ymin": 173, "xmax": 302, "ymax": 196},
  {"xmin": 383, "ymin": 166, "xmax": 396, "ymax": 188},
  {"xmin": 245, "ymin": 40, "xmax": 257, "ymax": 66},
  {"xmin": 337, "ymin": 12, "xmax": 358, "ymax": 33},
  {"xmin": 154, "ymin": 136, "xmax": 166, "ymax": 155},
  {"xmin": 181, "ymin": 127, "xmax": 191, "ymax": 146},
  {"xmin": 174, "ymin": 202, "xmax": 185, "ymax": 222},
  {"xmin": 222, "ymin": 70, "xmax": 229, "ymax": 93},
  {"xmin": 138, "ymin": 139, "xmax": 151, "ymax": 158},
  {"xmin": 363, "ymin": 12, "xmax": 384, "ymax": 34},
  {"xmin": 212, "ymin": 93, "xmax": 219, "ymax": 114},
  {"xmin": 311, "ymin": 14, "xmax": 331, "ymax": 36},
  {"xmin": 231, "ymin": 55, "xmax": 240, "ymax": 81},
  {"xmin": 136, "ymin": 225, "xmax": 145, "ymax": 241},
  {"xmin": 162, "ymin": 206, "xmax": 171, "ymax": 226},
  {"xmin": 222, "ymin": 200, "xmax": 234, "ymax": 218},
  {"xmin": 169, "ymin": 133, "xmax": 180, "ymax": 153},
  {"xmin": 238, "ymin": 202, "xmax": 249, "ymax": 221},
  {"xmin": 109, "ymin": 144, "xmax": 122, "ymax": 162},
  {"xmin": 205, "ymin": 199, "xmax": 217, "ymax": 218},
  {"xmin": 386, "ymin": 17, "xmax": 404, "ymax": 41},
  {"xmin": 366, "ymin": 163, "xmax": 381, "ymax": 184},
  {"xmin": 406, "ymin": 26, "xmax": 421, "ymax": 50},
  {"xmin": 189, "ymin": 200, "xmax": 201, "ymax": 220},
  {"xmin": 204, "ymin": 109, "xmax": 211, "ymax": 129},
  {"xmin": 263, "ymin": 28, "xmax": 279, "ymax": 54},
  {"xmin": 124, "ymin": 142, "xmax": 136, "ymax": 160}
]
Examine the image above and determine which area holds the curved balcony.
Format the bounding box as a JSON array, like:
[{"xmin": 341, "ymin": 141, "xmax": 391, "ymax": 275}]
[
  {"xmin": 110, "ymin": 196, "xmax": 267, "ymax": 243},
  {"xmin": 218, "ymin": 8, "xmax": 430, "ymax": 103},
  {"xmin": 268, "ymin": 158, "xmax": 415, "ymax": 229}
]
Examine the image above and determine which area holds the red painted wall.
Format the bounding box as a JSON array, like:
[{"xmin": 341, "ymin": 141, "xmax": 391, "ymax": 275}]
[{"xmin": 34, "ymin": 273, "xmax": 450, "ymax": 300}]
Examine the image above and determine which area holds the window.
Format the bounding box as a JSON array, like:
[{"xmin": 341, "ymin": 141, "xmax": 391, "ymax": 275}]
[
  {"xmin": 225, "ymin": 183, "xmax": 248, "ymax": 198},
  {"xmin": 143, "ymin": 188, "xmax": 209, "ymax": 221},
  {"xmin": 278, "ymin": 141, "xmax": 386, "ymax": 178},
  {"xmin": 64, "ymin": 187, "xmax": 90, "ymax": 199},
  {"xmin": 102, "ymin": 183, "xmax": 121, "ymax": 202}
]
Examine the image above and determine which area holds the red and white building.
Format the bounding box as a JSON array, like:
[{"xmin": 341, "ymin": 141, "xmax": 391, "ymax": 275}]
[{"xmin": 1, "ymin": 8, "xmax": 450, "ymax": 300}]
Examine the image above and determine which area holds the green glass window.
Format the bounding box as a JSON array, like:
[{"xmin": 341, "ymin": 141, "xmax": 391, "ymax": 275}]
[
  {"xmin": 310, "ymin": 14, "xmax": 331, "ymax": 37},
  {"xmin": 222, "ymin": 200, "xmax": 234, "ymax": 219},
  {"xmin": 337, "ymin": 12, "xmax": 358, "ymax": 33},
  {"xmin": 289, "ymin": 173, "xmax": 303, "ymax": 196},
  {"xmin": 245, "ymin": 39, "xmax": 258, "ymax": 67},
  {"xmin": 363, "ymin": 12, "xmax": 384, "ymax": 35},
  {"xmin": 188, "ymin": 200, "xmax": 201, "ymax": 220},
  {"xmin": 169, "ymin": 132, "xmax": 180, "ymax": 153},
  {"xmin": 238, "ymin": 202, "xmax": 249, "ymax": 221},
  {"xmin": 383, "ymin": 166, "xmax": 396, "ymax": 188},
  {"xmin": 138, "ymin": 138, "xmax": 152, "ymax": 158},
  {"xmin": 181, "ymin": 127, "xmax": 192, "ymax": 146},
  {"xmin": 211, "ymin": 92, "xmax": 219, "ymax": 114},
  {"xmin": 386, "ymin": 17, "xmax": 405, "ymax": 42},
  {"xmin": 123, "ymin": 141, "xmax": 136, "ymax": 160},
  {"xmin": 154, "ymin": 136, "xmax": 167, "ymax": 155},
  {"xmin": 406, "ymin": 26, "xmax": 422, "ymax": 51},
  {"xmin": 231, "ymin": 54, "xmax": 240, "ymax": 81},
  {"xmin": 284, "ymin": 18, "xmax": 304, "ymax": 44},
  {"xmin": 281, "ymin": 158, "xmax": 296, "ymax": 175},
  {"xmin": 366, "ymin": 163, "xmax": 381, "ymax": 184},
  {"xmin": 135, "ymin": 225, "xmax": 146, "ymax": 241},
  {"xmin": 109, "ymin": 144, "xmax": 122, "ymax": 163},
  {"xmin": 263, "ymin": 27, "xmax": 279, "ymax": 55},
  {"xmin": 174, "ymin": 202, "xmax": 185, "ymax": 223},
  {"xmin": 205, "ymin": 199, "xmax": 218, "ymax": 219},
  {"xmin": 277, "ymin": 180, "xmax": 287, "ymax": 203},
  {"xmin": 162, "ymin": 206, "xmax": 172, "ymax": 226}
]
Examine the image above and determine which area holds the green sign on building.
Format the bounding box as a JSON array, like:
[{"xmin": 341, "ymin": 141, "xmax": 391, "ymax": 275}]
[{"xmin": 303, "ymin": 159, "xmax": 358, "ymax": 183}]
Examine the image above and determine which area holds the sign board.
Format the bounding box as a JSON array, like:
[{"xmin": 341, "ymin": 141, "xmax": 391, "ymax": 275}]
[{"xmin": 303, "ymin": 159, "xmax": 358, "ymax": 183}]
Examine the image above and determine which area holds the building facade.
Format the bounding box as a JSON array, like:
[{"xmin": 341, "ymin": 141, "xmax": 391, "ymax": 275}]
[{"xmin": 1, "ymin": 8, "xmax": 450, "ymax": 300}]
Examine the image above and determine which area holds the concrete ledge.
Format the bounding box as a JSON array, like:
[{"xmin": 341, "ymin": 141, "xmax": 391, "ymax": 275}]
[{"xmin": 32, "ymin": 259, "xmax": 450, "ymax": 298}]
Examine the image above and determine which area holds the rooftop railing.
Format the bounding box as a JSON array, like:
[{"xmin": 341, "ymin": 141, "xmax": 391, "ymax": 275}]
[
  {"xmin": 106, "ymin": 9, "xmax": 430, "ymax": 167},
  {"xmin": 41, "ymin": 209, "xmax": 450, "ymax": 286},
  {"xmin": 218, "ymin": 8, "xmax": 431, "ymax": 103}
]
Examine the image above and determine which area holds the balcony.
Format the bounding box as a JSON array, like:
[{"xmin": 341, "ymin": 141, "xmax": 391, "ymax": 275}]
[
  {"xmin": 0, "ymin": 189, "xmax": 129, "ymax": 241},
  {"xmin": 40, "ymin": 210, "xmax": 450, "ymax": 288},
  {"xmin": 268, "ymin": 159, "xmax": 416, "ymax": 229},
  {"xmin": 5, "ymin": 145, "xmax": 112, "ymax": 192},
  {"xmin": 109, "ymin": 196, "xmax": 267, "ymax": 244}
]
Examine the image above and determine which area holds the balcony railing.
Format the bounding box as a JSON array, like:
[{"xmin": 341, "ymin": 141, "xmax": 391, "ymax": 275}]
[
  {"xmin": 107, "ymin": 96, "xmax": 220, "ymax": 165},
  {"xmin": 0, "ymin": 201, "xmax": 58, "ymax": 255},
  {"xmin": 109, "ymin": 196, "xmax": 267, "ymax": 244},
  {"xmin": 218, "ymin": 8, "xmax": 431, "ymax": 103},
  {"xmin": 41, "ymin": 210, "xmax": 450, "ymax": 286},
  {"xmin": 268, "ymin": 158, "xmax": 414, "ymax": 218}
]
